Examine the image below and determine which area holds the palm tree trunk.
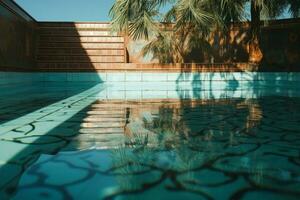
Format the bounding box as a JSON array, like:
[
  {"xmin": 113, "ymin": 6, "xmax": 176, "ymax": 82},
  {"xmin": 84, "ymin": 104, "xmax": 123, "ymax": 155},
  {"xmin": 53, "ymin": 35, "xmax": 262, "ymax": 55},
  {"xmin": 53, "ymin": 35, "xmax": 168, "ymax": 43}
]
[{"xmin": 249, "ymin": 0, "xmax": 263, "ymax": 63}]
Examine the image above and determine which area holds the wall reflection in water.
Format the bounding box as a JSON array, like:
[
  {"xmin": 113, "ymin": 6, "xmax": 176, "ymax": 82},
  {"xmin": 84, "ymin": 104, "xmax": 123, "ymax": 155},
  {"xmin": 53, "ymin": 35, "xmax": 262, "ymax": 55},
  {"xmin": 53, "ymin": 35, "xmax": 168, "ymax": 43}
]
[{"xmin": 10, "ymin": 97, "xmax": 300, "ymax": 200}]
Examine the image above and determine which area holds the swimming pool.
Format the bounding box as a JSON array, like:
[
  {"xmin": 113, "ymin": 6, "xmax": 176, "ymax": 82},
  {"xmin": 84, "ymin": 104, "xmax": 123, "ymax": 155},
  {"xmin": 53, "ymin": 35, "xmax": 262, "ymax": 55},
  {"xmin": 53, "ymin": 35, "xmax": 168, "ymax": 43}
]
[{"xmin": 0, "ymin": 72, "xmax": 300, "ymax": 200}]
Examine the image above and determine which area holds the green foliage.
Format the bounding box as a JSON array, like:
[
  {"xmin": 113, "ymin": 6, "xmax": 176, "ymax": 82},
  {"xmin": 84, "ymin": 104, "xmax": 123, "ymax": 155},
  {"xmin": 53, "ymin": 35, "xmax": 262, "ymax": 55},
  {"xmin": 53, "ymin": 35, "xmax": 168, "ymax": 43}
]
[
  {"xmin": 109, "ymin": 0, "xmax": 169, "ymax": 40},
  {"xmin": 109, "ymin": 0, "xmax": 298, "ymax": 63},
  {"xmin": 142, "ymin": 32, "xmax": 174, "ymax": 63}
]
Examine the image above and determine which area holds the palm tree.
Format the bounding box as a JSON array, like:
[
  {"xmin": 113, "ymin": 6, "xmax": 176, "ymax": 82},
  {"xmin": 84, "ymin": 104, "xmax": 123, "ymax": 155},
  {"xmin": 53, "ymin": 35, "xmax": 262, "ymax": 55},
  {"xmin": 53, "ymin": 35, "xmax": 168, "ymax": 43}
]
[
  {"xmin": 109, "ymin": 0, "xmax": 296, "ymax": 64},
  {"xmin": 247, "ymin": 0, "xmax": 300, "ymax": 62},
  {"xmin": 110, "ymin": 0, "xmax": 220, "ymax": 63},
  {"xmin": 109, "ymin": 0, "xmax": 169, "ymax": 40},
  {"xmin": 162, "ymin": 0, "xmax": 248, "ymax": 63},
  {"xmin": 110, "ymin": 0, "xmax": 246, "ymax": 63},
  {"xmin": 159, "ymin": 0, "xmax": 219, "ymax": 63},
  {"xmin": 248, "ymin": 0, "xmax": 276, "ymax": 62}
]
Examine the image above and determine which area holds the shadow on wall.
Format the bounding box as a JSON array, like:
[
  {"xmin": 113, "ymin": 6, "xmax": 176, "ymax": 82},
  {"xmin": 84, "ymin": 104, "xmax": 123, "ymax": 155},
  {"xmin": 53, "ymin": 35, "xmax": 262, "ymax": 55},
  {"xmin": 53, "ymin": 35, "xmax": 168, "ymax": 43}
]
[
  {"xmin": 0, "ymin": 21, "xmax": 104, "ymax": 124},
  {"xmin": 0, "ymin": 0, "xmax": 36, "ymax": 70},
  {"xmin": 37, "ymin": 22, "xmax": 125, "ymax": 71},
  {"xmin": 125, "ymin": 23, "xmax": 251, "ymax": 64},
  {"xmin": 126, "ymin": 19, "xmax": 300, "ymax": 72},
  {"xmin": 260, "ymin": 25, "xmax": 300, "ymax": 72},
  {"xmin": 176, "ymin": 73, "xmax": 240, "ymax": 100},
  {"xmin": 176, "ymin": 71, "xmax": 300, "ymax": 100},
  {"xmin": 187, "ymin": 25, "xmax": 250, "ymax": 63}
]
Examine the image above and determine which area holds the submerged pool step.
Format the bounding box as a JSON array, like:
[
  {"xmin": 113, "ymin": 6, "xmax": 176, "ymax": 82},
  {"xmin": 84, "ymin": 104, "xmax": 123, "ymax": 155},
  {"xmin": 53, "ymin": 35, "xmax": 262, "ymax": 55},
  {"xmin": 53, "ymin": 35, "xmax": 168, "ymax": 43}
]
[
  {"xmin": 69, "ymin": 133, "xmax": 125, "ymax": 141},
  {"xmin": 80, "ymin": 101, "xmax": 127, "ymax": 133},
  {"xmin": 62, "ymin": 101, "xmax": 128, "ymax": 149},
  {"xmin": 64, "ymin": 133, "xmax": 125, "ymax": 150}
]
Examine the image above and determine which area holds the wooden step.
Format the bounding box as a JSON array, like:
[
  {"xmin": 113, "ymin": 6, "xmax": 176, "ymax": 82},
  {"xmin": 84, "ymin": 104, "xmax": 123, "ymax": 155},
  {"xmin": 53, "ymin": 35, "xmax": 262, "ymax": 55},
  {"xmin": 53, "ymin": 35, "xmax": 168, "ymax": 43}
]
[
  {"xmin": 37, "ymin": 49, "xmax": 125, "ymax": 56},
  {"xmin": 39, "ymin": 30, "xmax": 117, "ymax": 37},
  {"xmin": 37, "ymin": 62, "xmax": 118, "ymax": 70},
  {"xmin": 37, "ymin": 55, "xmax": 125, "ymax": 63},
  {"xmin": 38, "ymin": 42, "xmax": 124, "ymax": 49},
  {"xmin": 39, "ymin": 22, "xmax": 111, "ymax": 29},
  {"xmin": 39, "ymin": 27, "xmax": 111, "ymax": 32},
  {"xmin": 37, "ymin": 22, "xmax": 125, "ymax": 66},
  {"xmin": 38, "ymin": 63, "xmax": 172, "ymax": 70},
  {"xmin": 39, "ymin": 36, "xmax": 124, "ymax": 43}
]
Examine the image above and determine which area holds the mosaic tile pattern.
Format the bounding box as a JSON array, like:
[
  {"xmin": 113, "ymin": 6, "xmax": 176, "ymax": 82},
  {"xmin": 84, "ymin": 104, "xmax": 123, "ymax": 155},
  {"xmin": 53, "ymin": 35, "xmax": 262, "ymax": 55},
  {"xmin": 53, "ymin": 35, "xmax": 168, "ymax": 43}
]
[
  {"xmin": 0, "ymin": 91, "xmax": 299, "ymax": 200},
  {"xmin": 0, "ymin": 83, "xmax": 106, "ymax": 199}
]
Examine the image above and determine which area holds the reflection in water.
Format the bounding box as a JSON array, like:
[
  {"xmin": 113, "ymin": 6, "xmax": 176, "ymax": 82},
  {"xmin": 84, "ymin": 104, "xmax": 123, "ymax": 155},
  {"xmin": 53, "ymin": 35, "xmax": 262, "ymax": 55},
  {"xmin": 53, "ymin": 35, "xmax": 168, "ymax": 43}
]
[
  {"xmin": 2, "ymin": 97, "xmax": 300, "ymax": 199},
  {"xmin": 239, "ymin": 100, "xmax": 263, "ymax": 133}
]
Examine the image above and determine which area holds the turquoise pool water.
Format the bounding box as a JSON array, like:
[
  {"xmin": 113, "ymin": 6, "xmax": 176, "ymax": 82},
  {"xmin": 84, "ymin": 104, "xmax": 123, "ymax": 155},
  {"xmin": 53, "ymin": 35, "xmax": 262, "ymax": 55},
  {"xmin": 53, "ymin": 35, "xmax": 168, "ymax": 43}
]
[{"xmin": 0, "ymin": 78, "xmax": 300, "ymax": 200}]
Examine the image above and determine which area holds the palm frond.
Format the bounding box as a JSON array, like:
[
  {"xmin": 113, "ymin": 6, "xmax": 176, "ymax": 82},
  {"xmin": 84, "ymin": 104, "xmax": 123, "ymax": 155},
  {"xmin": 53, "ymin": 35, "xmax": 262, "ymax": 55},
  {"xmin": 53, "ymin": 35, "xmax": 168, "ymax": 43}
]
[
  {"xmin": 109, "ymin": 0, "xmax": 163, "ymax": 40},
  {"xmin": 128, "ymin": 10, "xmax": 159, "ymax": 40},
  {"xmin": 220, "ymin": 0, "xmax": 247, "ymax": 23},
  {"xmin": 288, "ymin": 0, "xmax": 300, "ymax": 17},
  {"xmin": 142, "ymin": 33, "xmax": 174, "ymax": 63},
  {"xmin": 175, "ymin": 0, "xmax": 215, "ymax": 30},
  {"xmin": 164, "ymin": 5, "xmax": 177, "ymax": 23}
]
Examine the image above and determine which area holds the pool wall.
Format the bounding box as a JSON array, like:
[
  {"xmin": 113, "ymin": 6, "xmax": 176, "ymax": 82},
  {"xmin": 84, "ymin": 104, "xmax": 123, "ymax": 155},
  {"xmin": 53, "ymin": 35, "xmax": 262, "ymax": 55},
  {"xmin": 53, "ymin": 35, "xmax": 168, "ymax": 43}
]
[
  {"xmin": 1, "ymin": 72, "xmax": 299, "ymax": 99},
  {"xmin": 1, "ymin": 71, "xmax": 299, "ymax": 84}
]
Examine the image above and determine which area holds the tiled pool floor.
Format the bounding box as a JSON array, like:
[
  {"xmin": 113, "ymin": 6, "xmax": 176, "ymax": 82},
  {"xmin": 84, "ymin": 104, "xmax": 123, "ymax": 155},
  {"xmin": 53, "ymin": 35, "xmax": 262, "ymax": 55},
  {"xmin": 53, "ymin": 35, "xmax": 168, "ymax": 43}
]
[{"xmin": 0, "ymin": 83, "xmax": 300, "ymax": 200}]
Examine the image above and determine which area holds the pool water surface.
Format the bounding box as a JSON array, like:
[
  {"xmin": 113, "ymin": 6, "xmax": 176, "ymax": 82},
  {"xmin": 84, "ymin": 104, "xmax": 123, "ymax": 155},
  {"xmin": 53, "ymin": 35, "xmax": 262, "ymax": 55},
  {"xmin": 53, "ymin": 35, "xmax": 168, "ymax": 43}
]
[{"xmin": 0, "ymin": 83, "xmax": 300, "ymax": 200}]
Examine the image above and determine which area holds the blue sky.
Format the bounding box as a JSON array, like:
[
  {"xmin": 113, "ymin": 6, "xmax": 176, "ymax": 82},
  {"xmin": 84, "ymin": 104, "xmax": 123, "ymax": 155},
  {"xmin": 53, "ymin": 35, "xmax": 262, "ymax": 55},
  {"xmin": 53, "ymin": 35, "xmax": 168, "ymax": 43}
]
[
  {"xmin": 15, "ymin": 0, "xmax": 291, "ymax": 22},
  {"xmin": 15, "ymin": 0, "xmax": 115, "ymax": 21}
]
